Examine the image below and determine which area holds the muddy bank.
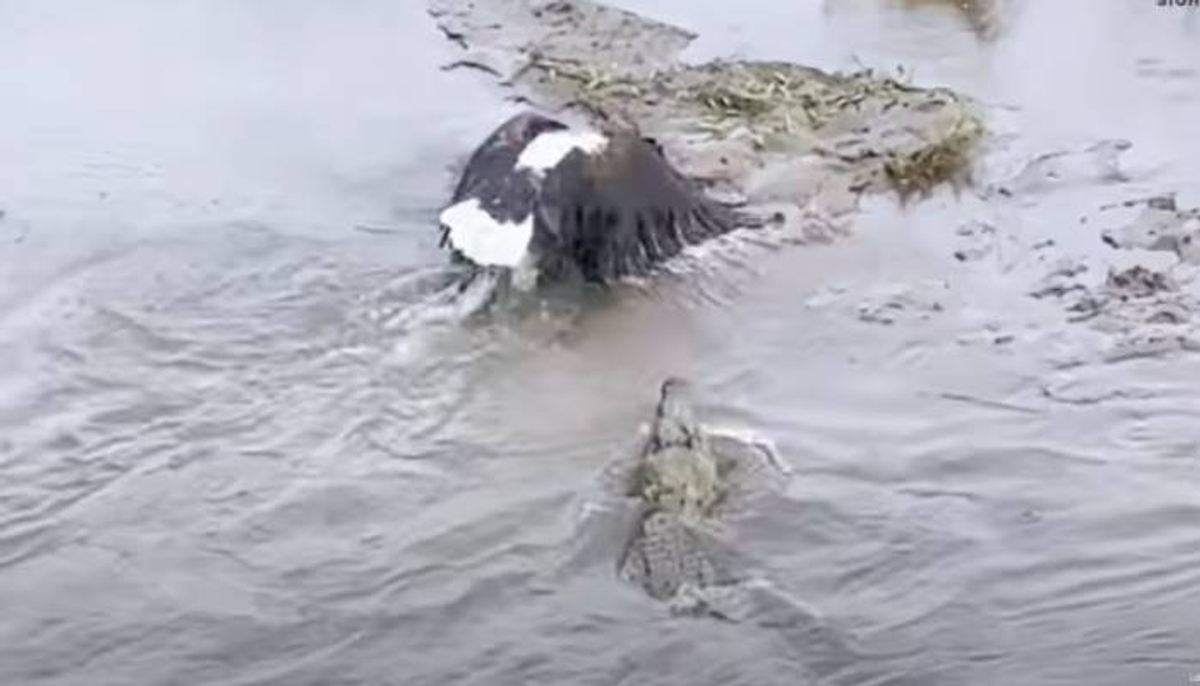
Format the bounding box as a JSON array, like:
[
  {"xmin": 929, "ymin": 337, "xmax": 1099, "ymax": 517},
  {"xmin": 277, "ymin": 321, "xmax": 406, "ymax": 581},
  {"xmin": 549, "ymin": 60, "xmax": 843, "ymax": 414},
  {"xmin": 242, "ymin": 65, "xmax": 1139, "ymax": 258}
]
[
  {"xmin": 428, "ymin": 0, "xmax": 982, "ymax": 238},
  {"xmin": 424, "ymin": 0, "xmax": 1200, "ymax": 369}
]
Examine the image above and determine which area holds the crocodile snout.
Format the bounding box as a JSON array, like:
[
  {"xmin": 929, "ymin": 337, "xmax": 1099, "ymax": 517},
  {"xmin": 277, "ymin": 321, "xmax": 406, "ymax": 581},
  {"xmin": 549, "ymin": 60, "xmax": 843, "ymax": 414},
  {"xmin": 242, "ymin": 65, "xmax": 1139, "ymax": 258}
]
[{"xmin": 659, "ymin": 376, "xmax": 691, "ymax": 401}]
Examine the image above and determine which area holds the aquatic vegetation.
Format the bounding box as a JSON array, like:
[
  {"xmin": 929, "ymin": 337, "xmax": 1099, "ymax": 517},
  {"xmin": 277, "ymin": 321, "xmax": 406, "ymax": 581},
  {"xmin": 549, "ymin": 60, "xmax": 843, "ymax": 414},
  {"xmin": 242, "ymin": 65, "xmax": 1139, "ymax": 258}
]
[
  {"xmin": 882, "ymin": 112, "xmax": 983, "ymax": 198},
  {"xmin": 684, "ymin": 62, "xmax": 916, "ymax": 129},
  {"xmin": 525, "ymin": 54, "xmax": 644, "ymax": 98},
  {"xmin": 677, "ymin": 62, "xmax": 984, "ymax": 196},
  {"xmin": 526, "ymin": 54, "xmax": 983, "ymax": 195}
]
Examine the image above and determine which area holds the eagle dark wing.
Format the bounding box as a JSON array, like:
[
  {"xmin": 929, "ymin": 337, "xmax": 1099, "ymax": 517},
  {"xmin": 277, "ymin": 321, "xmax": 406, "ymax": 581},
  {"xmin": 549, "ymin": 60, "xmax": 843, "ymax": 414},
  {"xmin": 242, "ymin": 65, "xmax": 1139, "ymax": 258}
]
[
  {"xmin": 448, "ymin": 128, "xmax": 534, "ymax": 223},
  {"xmin": 440, "ymin": 114, "xmax": 561, "ymax": 263},
  {"xmin": 531, "ymin": 133, "xmax": 739, "ymax": 283}
]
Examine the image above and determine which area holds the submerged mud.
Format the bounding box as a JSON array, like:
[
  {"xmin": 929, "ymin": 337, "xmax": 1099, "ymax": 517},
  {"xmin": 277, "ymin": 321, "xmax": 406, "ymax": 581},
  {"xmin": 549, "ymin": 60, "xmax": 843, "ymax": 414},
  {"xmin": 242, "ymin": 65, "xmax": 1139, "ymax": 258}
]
[{"xmin": 1031, "ymin": 194, "xmax": 1200, "ymax": 365}]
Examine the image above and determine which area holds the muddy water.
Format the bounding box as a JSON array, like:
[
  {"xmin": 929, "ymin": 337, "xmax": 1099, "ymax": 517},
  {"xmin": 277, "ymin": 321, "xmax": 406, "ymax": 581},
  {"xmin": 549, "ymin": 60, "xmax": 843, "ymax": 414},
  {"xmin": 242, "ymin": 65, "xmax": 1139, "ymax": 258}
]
[{"xmin": 1, "ymin": 1, "xmax": 1199, "ymax": 685}]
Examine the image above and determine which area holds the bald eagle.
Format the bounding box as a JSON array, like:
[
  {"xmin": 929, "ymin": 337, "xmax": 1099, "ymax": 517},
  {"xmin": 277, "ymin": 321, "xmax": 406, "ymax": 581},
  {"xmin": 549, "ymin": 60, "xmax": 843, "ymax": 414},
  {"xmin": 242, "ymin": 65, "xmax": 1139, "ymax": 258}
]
[{"xmin": 438, "ymin": 111, "xmax": 747, "ymax": 289}]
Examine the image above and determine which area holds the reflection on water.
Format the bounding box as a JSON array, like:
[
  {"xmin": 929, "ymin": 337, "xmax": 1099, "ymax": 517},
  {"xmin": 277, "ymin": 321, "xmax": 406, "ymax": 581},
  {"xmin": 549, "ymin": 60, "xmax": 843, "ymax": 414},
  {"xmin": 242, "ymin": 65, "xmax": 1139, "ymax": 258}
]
[
  {"xmin": 891, "ymin": 0, "xmax": 1007, "ymax": 41},
  {"xmin": 2, "ymin": 1, "xmax": 1200, "ymax": 685}
]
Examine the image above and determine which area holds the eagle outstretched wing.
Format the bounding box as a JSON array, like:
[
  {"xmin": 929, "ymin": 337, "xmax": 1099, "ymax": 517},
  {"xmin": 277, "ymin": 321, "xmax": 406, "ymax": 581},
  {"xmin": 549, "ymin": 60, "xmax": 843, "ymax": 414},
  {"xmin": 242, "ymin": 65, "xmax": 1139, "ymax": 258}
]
[{"xmin": 530, "ymin": 132, "xmax": 739, "ymax": 283}]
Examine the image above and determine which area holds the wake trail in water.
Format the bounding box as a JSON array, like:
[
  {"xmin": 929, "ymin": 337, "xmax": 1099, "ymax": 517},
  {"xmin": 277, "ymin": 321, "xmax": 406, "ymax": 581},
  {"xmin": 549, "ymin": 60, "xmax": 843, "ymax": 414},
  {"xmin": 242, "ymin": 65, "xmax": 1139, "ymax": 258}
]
[
  {"xmin": 361, "ymin": 264, "xmax": 501, "ymax": 333},
  {"xmin": 632, "ymin": 207, "xmax": 848, "ymax": 310}
]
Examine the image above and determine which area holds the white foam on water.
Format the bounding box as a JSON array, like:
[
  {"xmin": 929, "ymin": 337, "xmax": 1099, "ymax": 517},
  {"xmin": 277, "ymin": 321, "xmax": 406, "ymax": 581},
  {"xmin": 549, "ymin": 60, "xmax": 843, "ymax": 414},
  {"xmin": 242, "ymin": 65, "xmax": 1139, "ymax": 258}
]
[{"xmin": 706, "ymin": 426, "xmax": 793, "ymax": 476}]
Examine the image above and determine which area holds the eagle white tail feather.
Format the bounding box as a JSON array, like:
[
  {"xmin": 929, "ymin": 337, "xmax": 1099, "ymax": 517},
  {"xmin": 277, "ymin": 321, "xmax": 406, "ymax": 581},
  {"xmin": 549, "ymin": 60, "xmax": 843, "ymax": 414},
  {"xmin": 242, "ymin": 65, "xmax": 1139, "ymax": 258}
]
[{"xmin": 438, "ymin": 198, "xmax": 533, "ymax": 268}]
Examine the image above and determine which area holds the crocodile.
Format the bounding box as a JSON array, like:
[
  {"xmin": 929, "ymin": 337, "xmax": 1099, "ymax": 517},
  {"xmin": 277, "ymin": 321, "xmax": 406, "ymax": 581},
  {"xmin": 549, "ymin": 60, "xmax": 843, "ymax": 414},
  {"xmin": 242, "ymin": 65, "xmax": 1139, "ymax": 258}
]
[
  {"xmin": 615, "ymin": 377, "xmax": 795, "ymax": 620},
  {"xmin": 607, "ymin": 380, "xmax": 934, "ymax": 684}
]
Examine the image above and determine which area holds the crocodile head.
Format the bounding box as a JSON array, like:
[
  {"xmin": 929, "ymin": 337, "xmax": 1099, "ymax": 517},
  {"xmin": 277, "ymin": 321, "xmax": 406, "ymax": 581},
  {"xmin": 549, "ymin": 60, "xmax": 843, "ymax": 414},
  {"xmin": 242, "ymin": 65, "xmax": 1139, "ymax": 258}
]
[
  {"xmin": 651, "ymin": 377, "xmax": 701, "ymax": 451},
  {"xmin": 637, "ymin": 377, "xmax": 721, "ymax": 519}
]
